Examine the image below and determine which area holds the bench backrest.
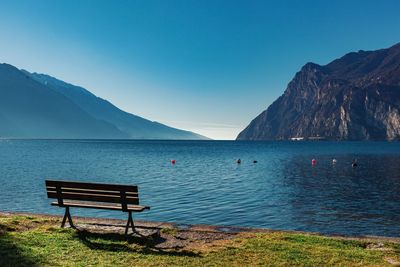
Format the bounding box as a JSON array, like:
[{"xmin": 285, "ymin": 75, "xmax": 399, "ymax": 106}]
[{"xmin": 45, "ymin": 180, "xmax": 139, "ymax": 211}]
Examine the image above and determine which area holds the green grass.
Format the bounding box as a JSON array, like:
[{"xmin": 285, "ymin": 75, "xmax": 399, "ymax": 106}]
[{"xmin": 0, "ymin": 215, "xmax": 399, "ymax": 266}]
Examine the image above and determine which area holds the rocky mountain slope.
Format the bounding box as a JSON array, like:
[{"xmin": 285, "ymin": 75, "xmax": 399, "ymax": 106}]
[{"xmin": 237, "ymin": 43, "xmax": 400, "ymax": 141}]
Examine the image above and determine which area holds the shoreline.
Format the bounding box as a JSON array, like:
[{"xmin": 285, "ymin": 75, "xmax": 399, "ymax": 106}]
[
  {"xmin": 1, "ymin": 211, "xmax": 399, "ymax": 243},
  {"xmin": 2, "ymin": 211, "xmax": 400, "ymax": 266}
]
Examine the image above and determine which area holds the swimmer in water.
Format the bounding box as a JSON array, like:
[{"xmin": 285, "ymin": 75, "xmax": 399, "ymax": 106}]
[
  {"xmin": 352, "ymin": 159, "xmax": 358, "ymax": 167},
  {"xmin": 236, "ymin": 159, "xmax": 241, "ymax": 164},
  {"xmin": 253, "ymin": 160, "xmax": 258, "ymax": 163},
  {"xmin": 332, "ymin": 158, "xmax": 337, "ymax": 164}
]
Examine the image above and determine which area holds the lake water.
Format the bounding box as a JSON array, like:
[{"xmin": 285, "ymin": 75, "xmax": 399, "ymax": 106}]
[{"xmin": 0, "ymin": 139, "xmax": 400, "ymax": 237}]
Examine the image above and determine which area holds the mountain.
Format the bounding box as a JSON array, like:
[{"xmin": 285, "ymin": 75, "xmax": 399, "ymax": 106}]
[
  {"xmin": 24, "ymin": 72, "xmax": 207, "ymax": 140},
  {"xmin": 0, "ymin": 63, "xmax": 127, "ymax": 139},
  {"xmin": 0, "ymin": 63, "xmax": 207, "ymax": 139},
  {"xmin": 237, "ymin": 43, "xmax": 400, "ymax": 141}
]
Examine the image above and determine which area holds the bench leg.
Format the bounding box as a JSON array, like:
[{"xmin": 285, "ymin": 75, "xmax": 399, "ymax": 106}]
[
  {"xmin": 61, "ymin": 207, "xmax": 74, "ymax": 228},
  {"xmin": 125, "ymin": 211, "xmax": 135, "ymax": 235}
]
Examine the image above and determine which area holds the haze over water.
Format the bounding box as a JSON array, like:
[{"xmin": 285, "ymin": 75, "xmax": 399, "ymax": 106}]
[{"xmin": 1, "ymin": 139, "xmax": 399, "ymax": 237}]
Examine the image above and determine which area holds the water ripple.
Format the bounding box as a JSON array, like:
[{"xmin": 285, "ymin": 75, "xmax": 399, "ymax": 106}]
[{"xmin": 0, "ymin": 140, "xmax": 400, "ymax": 236}]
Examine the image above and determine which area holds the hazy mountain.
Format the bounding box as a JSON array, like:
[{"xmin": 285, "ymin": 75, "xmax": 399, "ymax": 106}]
[
  {"xmin": 237, "ymin": 43, "xmax": 400, "ymax": 141},
  {"xmin": 0, "ymin": 63, "xmax": 207, "ymax": 139},
  {"xmin": 23, "ymin": 70, "xmax": 208, "ymax": 139},
  {"xmin": 0, "ymin": 63, "xmax": 127, "ymax": 139}
]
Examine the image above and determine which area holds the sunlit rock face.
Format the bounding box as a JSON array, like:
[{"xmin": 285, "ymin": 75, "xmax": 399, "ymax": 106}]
[{"xmin": 237, "ymin": 43, "xmax": 400, "ymax": 141}]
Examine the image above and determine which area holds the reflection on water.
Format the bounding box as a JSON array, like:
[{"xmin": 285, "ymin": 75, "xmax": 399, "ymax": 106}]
[
  {"xmin": 282, "ymin": 155, "xmax": 400, "ymax": 236},
  {"xmin": 0, "ymin": 140, "xmax": 399, "ymax": 236}
]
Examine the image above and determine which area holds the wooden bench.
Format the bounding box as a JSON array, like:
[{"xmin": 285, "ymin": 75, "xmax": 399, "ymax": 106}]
[{"xmin": 45, "ymin": 180, "xmax": 150, "ymax": 235}]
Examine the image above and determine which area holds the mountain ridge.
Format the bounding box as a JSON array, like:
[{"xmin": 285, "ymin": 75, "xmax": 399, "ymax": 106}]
[
  {"xmin": 0, "ymin": 63, "xmax": 127, "ymax": 139},
  {"xmin": 25, "ymin": 71, "xmax": 208, "ymax": 140},
  {"xmin": 0, "ymin": 63, "xmax": 208, "ymax": 140},
  {"xmin": 237, "ymin": 43, "xmax": 400, "ymax": 141}
]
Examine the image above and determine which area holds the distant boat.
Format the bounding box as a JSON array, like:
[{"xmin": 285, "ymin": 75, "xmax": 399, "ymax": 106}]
[
  {"xmin": 289, "ymin": 136, "xmax": 326, "ymax": 141},
  {"xmin": 290, "ymin": 137, "xmax": 304, "ymax": 141}
]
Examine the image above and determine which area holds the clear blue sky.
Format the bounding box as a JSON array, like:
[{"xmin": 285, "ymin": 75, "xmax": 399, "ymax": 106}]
[{"xmin": 0, "ymin": 0, "xmax": 399, "ymax": 139}]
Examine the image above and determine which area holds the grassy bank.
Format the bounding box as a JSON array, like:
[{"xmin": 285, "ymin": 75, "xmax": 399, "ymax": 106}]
[{"xmin": 1, "ymin": 213, "xmax": 400, "ymax": 266}]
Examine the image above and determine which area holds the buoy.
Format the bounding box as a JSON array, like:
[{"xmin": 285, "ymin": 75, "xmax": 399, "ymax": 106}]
[
  {"xmin": 352, "ymin": 159, "xmax": 358, "ymax": 167},
  {"xmin": 311, "ymin": 159, "xmax": 317, "ymax": 165},
  {"xmin": 236, "ymin": 159, "xmax": 241, "ymax": 164},
  {"xmin": 332, "ymin": 159, "xmax": 337, "ymax": 164},
  {"xmin": 171, "ymin": 159, "xmax": 176, "ymax": 165}
]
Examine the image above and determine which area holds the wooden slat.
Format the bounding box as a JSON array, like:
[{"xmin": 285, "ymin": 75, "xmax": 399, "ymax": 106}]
[
  {"xmin": 46, "ymin": 187, "xmax": 138, "ymax": 197},
  {"xmin": 47, "ymin": 192, "xmax": 139, "ymax": 205},
  {"xmin": 46, "ymin": 186, "xmax": 138, "ymax": 196},
  {"xmin": 46, "ymin": 180, "xmax": 138, "ymax": 192},
  {"xmin": 46, "ymin": 190, "xmax": 139, "ymax": 200},
  {"xmin": 51, "ymin": 201, "xmax": 150, "ymax": 212}
]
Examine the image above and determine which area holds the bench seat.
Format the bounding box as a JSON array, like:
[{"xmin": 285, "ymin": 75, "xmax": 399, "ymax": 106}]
[
  {"xmin": 45, "ymin": 180, "xmax": 150, "ymax": 235},
  {"xmin": 51, "ymin": 201, "xmax": 150, "ymax": 212}
]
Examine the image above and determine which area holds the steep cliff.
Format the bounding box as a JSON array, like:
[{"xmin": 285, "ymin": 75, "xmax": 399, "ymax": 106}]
[{"xmin": 237, "ymin": 43, "xmax": 400, "ymax": 141}]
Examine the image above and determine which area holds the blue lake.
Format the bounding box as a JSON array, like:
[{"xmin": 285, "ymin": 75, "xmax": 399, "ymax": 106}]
[{"xmin": 1, "ymin": 139, "xmax": 400, "ymax": 237}]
